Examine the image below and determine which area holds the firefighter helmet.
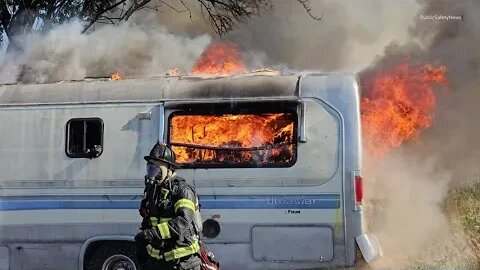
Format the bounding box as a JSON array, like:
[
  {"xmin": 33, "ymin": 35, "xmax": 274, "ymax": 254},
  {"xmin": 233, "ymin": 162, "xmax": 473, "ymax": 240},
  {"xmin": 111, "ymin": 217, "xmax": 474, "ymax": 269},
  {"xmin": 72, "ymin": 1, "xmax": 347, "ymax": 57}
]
[{"xmin": 144, "ymin": 143, "xmax": 179, "ymax": 168}]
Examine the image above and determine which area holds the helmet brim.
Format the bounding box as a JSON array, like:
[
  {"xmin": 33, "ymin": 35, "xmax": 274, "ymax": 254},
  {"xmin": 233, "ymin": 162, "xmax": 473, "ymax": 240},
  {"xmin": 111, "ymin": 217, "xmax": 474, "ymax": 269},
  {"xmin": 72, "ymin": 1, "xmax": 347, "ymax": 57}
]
[{"xmin": 144, "ymin": 156, "xmax": 181, "ymax": 168}]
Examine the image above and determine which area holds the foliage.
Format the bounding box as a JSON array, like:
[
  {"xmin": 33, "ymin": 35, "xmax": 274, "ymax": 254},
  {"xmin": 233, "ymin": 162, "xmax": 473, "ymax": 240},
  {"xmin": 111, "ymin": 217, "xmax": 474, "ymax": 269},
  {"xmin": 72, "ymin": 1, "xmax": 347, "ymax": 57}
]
[
  {"xmin": 443, "ymin": 181, "xmax": 480, "ymax": 252},
  {"xmin": 409, "ymin": 181, "xmax": 480, "ymax": 270}
]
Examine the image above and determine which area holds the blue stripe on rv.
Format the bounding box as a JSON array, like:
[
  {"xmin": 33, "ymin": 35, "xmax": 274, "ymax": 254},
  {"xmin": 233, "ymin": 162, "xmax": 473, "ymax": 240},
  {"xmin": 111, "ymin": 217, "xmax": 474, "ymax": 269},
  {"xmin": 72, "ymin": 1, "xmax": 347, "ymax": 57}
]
[{"xmin": 0, "ymin": 194, "xmax": 341, "ymax": 211}]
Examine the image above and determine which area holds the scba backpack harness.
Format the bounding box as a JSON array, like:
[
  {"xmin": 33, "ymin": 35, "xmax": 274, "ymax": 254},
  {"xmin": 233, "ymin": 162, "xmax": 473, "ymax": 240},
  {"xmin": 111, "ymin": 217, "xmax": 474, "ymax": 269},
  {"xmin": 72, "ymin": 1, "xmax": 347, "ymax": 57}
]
[{"xmin": 189, "ymin": 186, "xmax": 220, "ymax": 270}]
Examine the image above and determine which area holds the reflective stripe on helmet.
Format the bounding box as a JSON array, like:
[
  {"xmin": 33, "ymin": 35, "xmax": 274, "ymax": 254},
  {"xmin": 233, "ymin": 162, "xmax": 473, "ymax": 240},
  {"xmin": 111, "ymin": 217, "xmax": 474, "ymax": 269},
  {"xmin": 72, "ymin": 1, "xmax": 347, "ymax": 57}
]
[
  {"xmin": 164, "ymin": 241, "xmax": 200, "ymax": 261},
  {"xmin": 157, "ymin": 222, "xmax": 171, "ymax": 239},
  {"xmin": 174, "ymin": 198, "xmax": 196, "ymax": 212}
]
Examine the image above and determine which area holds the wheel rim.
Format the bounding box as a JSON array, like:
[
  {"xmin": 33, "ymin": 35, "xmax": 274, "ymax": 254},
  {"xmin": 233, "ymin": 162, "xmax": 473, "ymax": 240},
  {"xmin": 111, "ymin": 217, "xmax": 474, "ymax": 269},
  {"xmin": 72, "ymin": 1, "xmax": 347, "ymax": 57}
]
[{"xmin": 101, "ymin": 254, "xmax": 137, "ymax": 270}]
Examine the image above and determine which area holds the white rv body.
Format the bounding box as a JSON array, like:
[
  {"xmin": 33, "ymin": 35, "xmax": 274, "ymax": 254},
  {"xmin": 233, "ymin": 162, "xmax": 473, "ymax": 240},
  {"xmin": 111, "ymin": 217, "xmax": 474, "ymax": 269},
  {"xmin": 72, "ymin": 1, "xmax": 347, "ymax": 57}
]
[{"xmin": 0, "ymin": 72, "xmax": 381, "ymax": 270}]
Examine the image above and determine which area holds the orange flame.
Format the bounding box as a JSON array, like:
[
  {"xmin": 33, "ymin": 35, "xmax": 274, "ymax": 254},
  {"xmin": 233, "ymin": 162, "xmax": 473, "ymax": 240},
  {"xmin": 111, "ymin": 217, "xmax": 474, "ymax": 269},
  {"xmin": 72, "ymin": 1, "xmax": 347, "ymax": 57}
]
[
  {"xmin": 111, "ymin": 72, "xmax": 122, "ymax": 81},
  {"xmin": 361, "ymin": 62, "xmax": 447, "ymax": 158},
  {"xmin": 170, "ymin": 113, "xmax": 295, "ymax": 165},
  {"xmin": 192, "ymin": 42, "xmax": 246, "ymax": 76},
  {"xmin": 167, "ymin": 68, "xmax": 180, "ymax": 76}
]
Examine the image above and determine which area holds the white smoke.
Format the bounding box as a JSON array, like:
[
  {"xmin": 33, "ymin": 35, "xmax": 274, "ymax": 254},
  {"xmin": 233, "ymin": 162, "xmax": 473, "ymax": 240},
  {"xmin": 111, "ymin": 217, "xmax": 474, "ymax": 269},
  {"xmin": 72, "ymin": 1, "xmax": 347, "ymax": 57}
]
[{"xmin": 0, "ymin": 20, "xmax": 211, "ymax": 84}]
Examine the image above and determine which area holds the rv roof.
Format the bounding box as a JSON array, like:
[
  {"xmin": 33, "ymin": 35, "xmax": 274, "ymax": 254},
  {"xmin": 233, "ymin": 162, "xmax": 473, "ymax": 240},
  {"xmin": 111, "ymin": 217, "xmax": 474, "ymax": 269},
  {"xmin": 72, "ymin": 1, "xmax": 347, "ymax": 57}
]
[{"xmin": 0, "ymin": 73, "xmax": 301, "ymax": 106}]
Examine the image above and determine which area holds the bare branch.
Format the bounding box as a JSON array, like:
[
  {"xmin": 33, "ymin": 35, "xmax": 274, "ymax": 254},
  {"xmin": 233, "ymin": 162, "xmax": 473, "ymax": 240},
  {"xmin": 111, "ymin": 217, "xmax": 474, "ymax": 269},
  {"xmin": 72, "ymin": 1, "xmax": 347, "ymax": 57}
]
[
  {"xmin": 98, "ymin": 15, "xmax": 116, "ymax": 24},
  {"xmin": 1, "ymin": 0, "xmax": 322, "ymax": 50},
  {"xmin": 296, "ymin": 0, "xmax": 322, "ymax": 20},
  {"xmin": 159, "ymin": 0, "xmax": 187, "ymax": 13},
  {"xmin": 117, "ymin": 1, "xmax": 127, "ymax": 20},
  {"xmin": 140, "ymin": 5, "xmax": 162, "ymax": 12},
  {"xmin": 82, "ymin": 0, "xmax": 127, "ymax": 33},
  {"xmin": 55, "ymin": 0, "xmax": 69, "ymax": 9},
  {"xmin": 178, "ymin": 0, "xmax": 192, "ymax": 20},
  {"xmin": 196, "ymin": 0, "xmax": 272, "ymax": 35},
  {"xmin": 121, "ymin": 0, "xmax": 152, "ymax": 21},
  {"xmin": 0, "ymin": 7, "xmax": 12, "ymax": 40}
]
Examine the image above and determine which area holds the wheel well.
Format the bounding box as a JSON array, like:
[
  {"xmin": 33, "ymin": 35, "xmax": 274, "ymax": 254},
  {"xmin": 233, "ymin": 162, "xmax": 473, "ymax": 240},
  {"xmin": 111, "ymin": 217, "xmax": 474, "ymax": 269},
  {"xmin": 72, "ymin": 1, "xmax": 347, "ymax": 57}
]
[{"xmin": 83, "ymin": 240, "xmax": 135, "ymax": 269}]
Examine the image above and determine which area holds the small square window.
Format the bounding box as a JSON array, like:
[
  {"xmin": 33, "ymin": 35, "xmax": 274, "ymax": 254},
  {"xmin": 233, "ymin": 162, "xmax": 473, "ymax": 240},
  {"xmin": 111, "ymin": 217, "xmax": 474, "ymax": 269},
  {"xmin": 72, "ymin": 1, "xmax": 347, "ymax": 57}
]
[{"xmin": 66, "ymin": 118, "xmax": 104, "ymax": 158}]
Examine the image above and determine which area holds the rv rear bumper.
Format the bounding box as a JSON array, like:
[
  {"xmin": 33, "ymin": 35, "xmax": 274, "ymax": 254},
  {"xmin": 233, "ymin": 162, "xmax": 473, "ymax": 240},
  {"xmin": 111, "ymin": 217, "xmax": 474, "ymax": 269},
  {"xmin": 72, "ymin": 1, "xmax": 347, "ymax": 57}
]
[{"xmin": 355, "ymin": 233, "xmax": 383, "ymax": 263}]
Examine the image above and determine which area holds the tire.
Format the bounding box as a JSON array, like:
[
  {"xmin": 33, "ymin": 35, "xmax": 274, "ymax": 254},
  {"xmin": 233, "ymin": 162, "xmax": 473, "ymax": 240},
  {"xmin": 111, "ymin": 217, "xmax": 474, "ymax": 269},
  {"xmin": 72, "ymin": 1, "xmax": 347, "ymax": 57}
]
[{"xmin": 85, "ymin": 242, "xmax": 140, "ymax": 270}]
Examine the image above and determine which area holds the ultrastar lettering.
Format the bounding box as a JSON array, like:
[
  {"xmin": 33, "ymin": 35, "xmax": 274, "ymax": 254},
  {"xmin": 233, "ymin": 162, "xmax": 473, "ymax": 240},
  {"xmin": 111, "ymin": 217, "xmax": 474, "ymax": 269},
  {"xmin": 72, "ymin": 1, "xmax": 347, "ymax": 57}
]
[{"xmin": 267, "ymin": 197, "xmax": 323, "ymax": 205}]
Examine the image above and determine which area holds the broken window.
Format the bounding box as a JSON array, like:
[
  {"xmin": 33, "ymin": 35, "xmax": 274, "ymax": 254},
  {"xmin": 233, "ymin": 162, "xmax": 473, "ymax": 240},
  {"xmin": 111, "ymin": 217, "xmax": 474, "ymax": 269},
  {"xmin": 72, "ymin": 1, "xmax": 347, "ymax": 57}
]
[
  {"xmin": 66, "ymin": 118, "xmax": 104, "ymax": 158},
  {"xmin": 168, "ymin": 110, "xmax": 297, "ymax": 168}
]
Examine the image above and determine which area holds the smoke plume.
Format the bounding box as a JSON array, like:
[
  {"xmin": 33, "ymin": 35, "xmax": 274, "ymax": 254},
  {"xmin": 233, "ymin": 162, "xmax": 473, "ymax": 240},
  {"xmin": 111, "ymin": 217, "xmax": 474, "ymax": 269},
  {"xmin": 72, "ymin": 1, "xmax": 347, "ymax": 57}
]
[
  {"xmin": 0, "ymin": 0, "xmax": 419, "ymax": 82},
  {"xmin": 360, "ymin": 0, "xmax": 480, "ymax": 267},
  {"xmin": 0, "ymin": 0, "xmax": 478, "ymax": 267},
  {"xmin": 151, "ymin": 0, "xmax": 420, "ymax": 72},
  {"xmin": 0, "ymin": 20, "xmax": 211, "ymax": 84},
  {"xmin": 361, "ymin": 0, "xmax": 480, "ymax": 183}
]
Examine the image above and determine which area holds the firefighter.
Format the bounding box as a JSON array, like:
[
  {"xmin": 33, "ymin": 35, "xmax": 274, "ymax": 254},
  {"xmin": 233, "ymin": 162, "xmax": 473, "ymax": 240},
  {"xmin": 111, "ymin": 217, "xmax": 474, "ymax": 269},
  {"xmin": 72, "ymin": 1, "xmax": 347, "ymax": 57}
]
[{"xmin": 135, "ymin": 143, "xmax": 202, "ymax": 270}]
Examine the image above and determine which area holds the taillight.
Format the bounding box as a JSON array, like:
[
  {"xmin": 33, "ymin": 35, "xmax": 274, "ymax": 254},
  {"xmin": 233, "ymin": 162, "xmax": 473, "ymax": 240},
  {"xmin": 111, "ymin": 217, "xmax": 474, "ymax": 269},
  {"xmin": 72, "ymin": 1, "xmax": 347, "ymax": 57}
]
[{"xmin": 355, "ymin": 175, "xmax": 363, "ymax": 205}]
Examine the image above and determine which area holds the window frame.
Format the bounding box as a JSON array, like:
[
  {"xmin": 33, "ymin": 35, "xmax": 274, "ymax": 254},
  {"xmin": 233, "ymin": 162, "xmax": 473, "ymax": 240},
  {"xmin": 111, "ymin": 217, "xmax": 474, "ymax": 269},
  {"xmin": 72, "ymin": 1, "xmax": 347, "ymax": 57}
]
[
  {"xmin": 167, "ymin": 103, "xmax": 298, "ymax": 169},
  {"xmin": 65, "ymin": 117, "xmax": 104, "ymax": 159}
]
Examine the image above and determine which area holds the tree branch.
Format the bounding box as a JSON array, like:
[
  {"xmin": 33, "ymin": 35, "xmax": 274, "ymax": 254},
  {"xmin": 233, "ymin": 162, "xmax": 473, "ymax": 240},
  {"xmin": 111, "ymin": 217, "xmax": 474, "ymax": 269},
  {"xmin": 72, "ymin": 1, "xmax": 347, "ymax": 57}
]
[
  {"xmin": 178, "ymin": 0, "xmax": 192, "ymax": 19},
  {"xmin": 0, "ymin": 0, "xmax": 12, "ymax": 32},
  {"xmin": 159, "ymin": 0, "xmax": 188, "ymax": 14},
  {"xmin": 82, "ymin": 0, "xmax": 126, "ymax": 33},
  {"xmin": 296, "ymin": 0, "xmax": 322, "ymax": 20},
  {"xmin": 197, "ymin": 0, "xmax": 271, "ymax": 35},
  {"xmin": 98, "ymin": 15, "xmax": 116, "ymax": 24},
  {"xmin": 120, "ymin": 0, "xmax": 151, "ymax": 21},
  {"xmin": 55, "ymin": 0, "xmax": 68, "ymax": 9}
]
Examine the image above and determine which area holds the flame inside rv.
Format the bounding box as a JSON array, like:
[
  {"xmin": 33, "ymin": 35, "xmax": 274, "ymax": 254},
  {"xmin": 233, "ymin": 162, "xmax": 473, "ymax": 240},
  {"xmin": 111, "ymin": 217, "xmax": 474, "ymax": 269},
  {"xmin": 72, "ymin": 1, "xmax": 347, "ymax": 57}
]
[{"xmin": 169, "ymin": 113, "xmax": 296, "ymax": 167}]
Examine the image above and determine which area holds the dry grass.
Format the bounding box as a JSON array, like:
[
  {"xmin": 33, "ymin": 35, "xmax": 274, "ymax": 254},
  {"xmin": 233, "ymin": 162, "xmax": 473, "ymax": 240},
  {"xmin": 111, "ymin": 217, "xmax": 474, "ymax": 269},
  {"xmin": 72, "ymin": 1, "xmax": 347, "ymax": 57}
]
[
  {"xmin": 443, "ymin": 180, "xmax": 480, "ymax": 263},
  {"xmin": 410, "ymin": 180, "xmax": 480, "ymax": 270}
]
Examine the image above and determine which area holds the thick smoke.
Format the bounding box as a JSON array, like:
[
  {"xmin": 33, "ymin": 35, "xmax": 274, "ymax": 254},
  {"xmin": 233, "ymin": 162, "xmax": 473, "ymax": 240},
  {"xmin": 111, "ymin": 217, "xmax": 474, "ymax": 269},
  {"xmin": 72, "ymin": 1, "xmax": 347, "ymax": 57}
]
[
  {"xmin": 0, "ymin": 0, "xmax": 419, "ymax": 83},
  {"xmin": 364, "ymin": 151, "xmax": 478, "ymax": 269},
  {"xmin": 0, "ymin": 0, "xmax": 478, "ymax": 267},
  {"xmin": 149, "ymin": 0, "xmax": 420, "ymax": 72},
  {"xmin": 213, "ymin": 0, "xmax": 479, "ymax": 265},
  {"xmin": 226, "ymin": 0, "xmax": 419, "ymax": 72},
  {"xmin": 153, "ymin": 1, "xmax": 480, "ymax": 267},
  {"xmin": 361, "ymin": 0, "xmax": 480, "ymax": 183},
  {"xmin": 413, "ymin": 1, "xmax": 480, "ymax": 183},
  {"xmin": 0, "ymin": 20, "xmax": 211, "ymax": 84},
  {"xmin": 360, "ymin": 0, "xmax": 480, "ymax": 268}
]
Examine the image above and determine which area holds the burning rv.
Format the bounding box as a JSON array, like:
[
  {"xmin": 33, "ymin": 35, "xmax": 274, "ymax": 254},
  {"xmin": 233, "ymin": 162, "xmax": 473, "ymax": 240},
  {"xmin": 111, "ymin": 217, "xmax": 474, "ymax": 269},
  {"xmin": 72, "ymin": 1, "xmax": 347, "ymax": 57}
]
[{"xmin": 0, "ymin": 70, "xmax": 381, "ymax": 270}]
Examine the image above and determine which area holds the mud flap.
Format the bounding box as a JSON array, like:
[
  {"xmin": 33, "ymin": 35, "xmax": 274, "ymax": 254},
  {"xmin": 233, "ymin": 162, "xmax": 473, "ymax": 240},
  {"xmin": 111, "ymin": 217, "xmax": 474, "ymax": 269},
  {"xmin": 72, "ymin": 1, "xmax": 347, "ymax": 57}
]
[{"xmin": 355, "ymin": 234, "xmax": 383, "ymax": 263}]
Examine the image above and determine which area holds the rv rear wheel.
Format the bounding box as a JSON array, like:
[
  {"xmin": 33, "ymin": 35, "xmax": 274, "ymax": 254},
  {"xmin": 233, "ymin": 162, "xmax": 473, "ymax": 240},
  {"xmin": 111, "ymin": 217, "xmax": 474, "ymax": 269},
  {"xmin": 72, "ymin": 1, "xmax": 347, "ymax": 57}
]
[{"xmin": 85, "ymin": 242, "xmax": 139, "ymax": 270}]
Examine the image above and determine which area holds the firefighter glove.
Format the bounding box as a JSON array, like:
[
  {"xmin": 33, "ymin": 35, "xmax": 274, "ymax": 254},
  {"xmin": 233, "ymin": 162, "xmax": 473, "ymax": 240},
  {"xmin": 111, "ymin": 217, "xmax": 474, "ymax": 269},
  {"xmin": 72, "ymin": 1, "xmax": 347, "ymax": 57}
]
[{"xmin": 141, "ymin": 228, "xmax": 161, "ymax": 242}]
